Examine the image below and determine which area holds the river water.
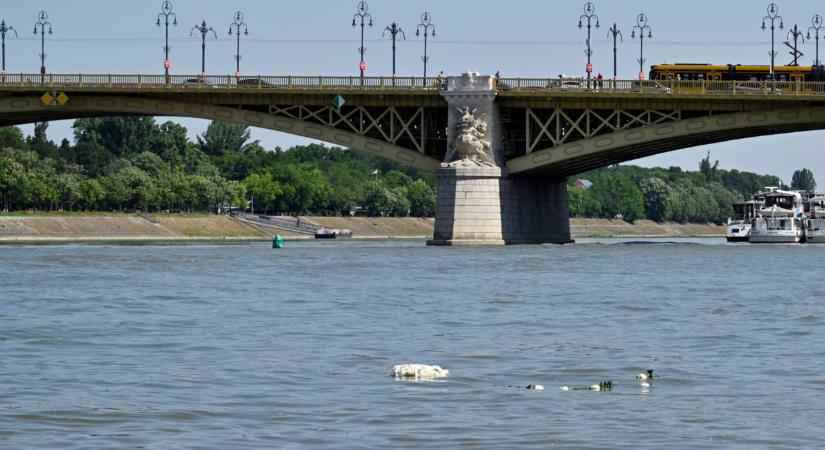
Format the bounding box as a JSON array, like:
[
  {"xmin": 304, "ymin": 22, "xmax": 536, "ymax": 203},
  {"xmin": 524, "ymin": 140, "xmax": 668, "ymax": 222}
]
[{"xmin": 1, "ymin": 239, "xmax": 824, "ymax": 449}]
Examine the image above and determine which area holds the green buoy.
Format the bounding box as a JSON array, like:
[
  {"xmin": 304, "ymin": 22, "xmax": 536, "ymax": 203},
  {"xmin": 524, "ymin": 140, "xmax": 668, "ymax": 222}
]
[{"xmin": 273, "ymin": 234, "xmax": 284, "ymax": 248}]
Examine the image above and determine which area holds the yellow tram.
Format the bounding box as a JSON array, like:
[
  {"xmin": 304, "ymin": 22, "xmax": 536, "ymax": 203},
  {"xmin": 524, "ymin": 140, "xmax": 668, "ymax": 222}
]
[{"xmin": 649, "ymin": 63, "xmax": 825, "ymax": 94}]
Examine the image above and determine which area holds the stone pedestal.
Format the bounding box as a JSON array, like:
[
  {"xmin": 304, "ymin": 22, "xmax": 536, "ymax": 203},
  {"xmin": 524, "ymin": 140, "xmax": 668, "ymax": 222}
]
[
  {"xmin": 428, "ymin": 166, "xmax": 573, "ymax": 246},
  {"xmin": 428, "ymin": 72, "xmax": 573, "ymax": 246},
  {"xmin": 428, "ymin": 166, "xmax": 507, "ymax": 246}
]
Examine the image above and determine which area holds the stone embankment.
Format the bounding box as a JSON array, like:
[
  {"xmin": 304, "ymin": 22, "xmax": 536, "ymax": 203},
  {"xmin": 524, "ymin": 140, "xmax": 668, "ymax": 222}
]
[{"xmin": 0, "ymin": 214, "xmax": 723, "ymax": 243}]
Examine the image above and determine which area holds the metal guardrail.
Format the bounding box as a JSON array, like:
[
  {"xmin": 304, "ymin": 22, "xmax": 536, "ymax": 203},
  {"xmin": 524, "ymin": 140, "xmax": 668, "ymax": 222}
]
[
  {"xmin": 231, "ymin": 212, "xmax": 319, "ymax": 234},
  {"xmin": 0, "ymin": 73, "xmax": 445, "ymax": 91},
  {"xmin": 495, "ymin": 78, "xmax": 825, "ymax": 95},
  {"xmin": 2, "ymin": 73, "xmax": 824, "ymax": 96}
]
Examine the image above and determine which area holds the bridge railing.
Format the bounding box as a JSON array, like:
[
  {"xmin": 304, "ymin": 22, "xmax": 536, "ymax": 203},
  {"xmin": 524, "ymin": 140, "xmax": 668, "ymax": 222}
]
[
  {"xmin": 496, "ymin": 77, "xmax": 825, "ymax": 95},
  {"xmin": 0, "ymin": 73, "xmax": 444, "ymax": 91}
]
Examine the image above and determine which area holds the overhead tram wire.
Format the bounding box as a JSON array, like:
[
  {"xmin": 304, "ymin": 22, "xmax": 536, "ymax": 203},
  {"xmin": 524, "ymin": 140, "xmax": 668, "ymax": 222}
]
[{"xmin": 9, "ymin": 36, "xmax": 775, "ymax": 47}]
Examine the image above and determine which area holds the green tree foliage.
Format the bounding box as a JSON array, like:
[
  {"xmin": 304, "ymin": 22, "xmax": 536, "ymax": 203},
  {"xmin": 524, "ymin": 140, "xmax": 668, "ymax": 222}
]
[
  {"xmin": 572, "ymin": 159, "xmax": 769, "ymax": 224},
  {"xmin": 197, "ymin": 121, "xmax": 251, "ymax": 156},
  {"xmin": 791, "ymin": 168, "xmax": 817, "ymax": 192},
  {"xmin": 407, "ymin": 180, "xmax": 436, "ymax": 217},
  {"xmin": 639, "ymin": 177, "xmax": 673, "ymax": 222},
  {"xmin": 0, "ymin": 126, "xmax": 27, "ymax": 150}
]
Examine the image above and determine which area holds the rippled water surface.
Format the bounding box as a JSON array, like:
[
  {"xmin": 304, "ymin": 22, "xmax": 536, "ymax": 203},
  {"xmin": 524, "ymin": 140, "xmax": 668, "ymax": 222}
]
[{"xmin": 2, "ymin": 239, "xmax": 825, "ymax": 449}]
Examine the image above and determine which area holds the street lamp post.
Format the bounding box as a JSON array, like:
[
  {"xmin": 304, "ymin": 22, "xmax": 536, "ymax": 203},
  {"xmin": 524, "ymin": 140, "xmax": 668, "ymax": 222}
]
[
  {"xmin": 807, "ymin": 14, "xmax": 823, "ymax": 66},
  {"xmin": 631, "ymin": 14, "xmax": 652, "ymax": 80},
  {"xmin": 416, "ymin": 12, "xmax": 435, "ymax": 79},
  {"xmin": 606, "ymin": 22, "xmax": 622, "ymax": 81},
  {"xmin": 33, "ymin": 11, "xmax": 52, "ymax": 75},
  {"xmin": 578, "ymin": 2, "xmax": 599, "ymax": 80},
  {"xmin": 191, "ymin": 20, "xmax": 217, "ymax": 77},
  {"xmin": 229, "ymin": 11, "xmax": 248, "ymax": 78},
  {"xmin": 383, "ymin": 21, "xmax": 405, "ymax": 79},
  {"xmin": 787, "ymin": 24, "xmax": 805, "ymax": 66},
  {"xmin": 762, "ymin": 3, "xmax": 784, "ymax": 80},
  {"xmin": 352, "ymin": 1, "xmax": 373, "ymax": 83},
  {"xmin": 156, "ymin": 0, "xmax": 177, "ymax": 76},
  {"xmin": 0, "ymin": 20, "xmax": 17, "ymax": 80}
]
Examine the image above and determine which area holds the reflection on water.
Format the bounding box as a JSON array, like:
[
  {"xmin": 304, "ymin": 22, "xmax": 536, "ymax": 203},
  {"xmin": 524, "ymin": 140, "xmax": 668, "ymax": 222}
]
[{"xmin": 1, "ymin": 238, "xmax": 823, "ymax": 449}]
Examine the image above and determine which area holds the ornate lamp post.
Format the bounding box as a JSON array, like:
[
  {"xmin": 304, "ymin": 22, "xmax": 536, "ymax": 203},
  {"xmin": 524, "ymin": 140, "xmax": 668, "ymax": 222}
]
[
  {"xmin": 416, "ymin": 12, "xmax": 435, "ymax": 79},
  {"xmin": 191, "ymin": 20, "xmax": 217, "ymax": 76},
  {"xmin": 156, "ymin": 1, "xmax": 177, "ymax": 76},
  {"xmin": 762, "ymin": 3, "xmax": 784, "ymax": 80},
  {"xmin": 33, "ymin": 11, "xmax": 52, "ymax": 75},
  {"xmin": 606, "ymin": 22, "xmax": 622, "ymax": 81},
  {"xmin": 578, "ymin": 2, "xmax": 599, "ymax": 80},
  {"xmin": 787, "ymin": 24, "xmax": 805, "ymax": 66},
  {"xmin": 0, "ymin": 20, "xmax": 16, "ymax": 80},
  {"xmin": 631, "ymin": 13, "xmax": 652, "ymax": 80},
  {"xmin": 229, "ymin": 11, "xmax": 248, "ymax": 78},
  {"xmin": 352, "ymin": 1, "xmax": 373, "ymax": 82},
  {"xmin": 807, "ymin": 14, "xmax": 823, "ymax": 66},
  {"xmin": 383, "ymin": 21, "xmax": 405, "ymax": 79}
]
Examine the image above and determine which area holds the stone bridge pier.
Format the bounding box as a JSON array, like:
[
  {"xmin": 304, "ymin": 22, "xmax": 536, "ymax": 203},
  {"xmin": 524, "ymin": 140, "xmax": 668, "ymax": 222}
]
[{"xmin": 427, "ymin": 73, "xmax": 573, "ymax": 246}]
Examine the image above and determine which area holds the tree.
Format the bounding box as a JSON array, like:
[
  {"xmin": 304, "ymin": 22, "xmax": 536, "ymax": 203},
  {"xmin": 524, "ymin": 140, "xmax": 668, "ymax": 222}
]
[
  {"xmin": 197, "ymin": 121, "xmax": 251, "ymax": 156},
  {"xmin": 699, "ymin": 150, "xmax": 719, "ymax": 182},
  {"xmin": 639, "ymin": 177, "xmax": 673, "ymax": 222},
  {"xmin": 243, "ymin": 172, "xmax": 282, "ymax": 214},
  {"xmin": 0, "ymin": 126, "xmax": 26, "ymax": 150},
  {"xmin": 407, "ymin": 179, "xmax": 435, "ymax": 217},
  {"xmin": 73, "ymin": 117, "xmax": 158, "ymax": 157},
  {"xmin": 791, "ymin": 168, "xmax": 817, "ymax": 192}
]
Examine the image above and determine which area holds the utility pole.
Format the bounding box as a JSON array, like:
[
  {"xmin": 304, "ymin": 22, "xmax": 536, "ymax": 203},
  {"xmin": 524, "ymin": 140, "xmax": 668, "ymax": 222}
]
[
  {"xmin": 156, "ymin": 1, "xmax": 177, "ymax": 76},
  {"xmin": 416, "ymin": 12, "xmax": 435, "ymax": 79},
  {"xmin": 352, "ymin": 1, "xmax": 373, "ymax": 84},
  {"xmin": 807, "ymin": 14, "xmax": 823, "ymax": 66},
  {"xmin": 191, "ymin": 20, "xmax": 217, "ymax": 77},
  {"xmin": 33, "ymin": 11, "xmax": 52, "ymax": 75},
  {"xmin": 762, "ymin": 3, "xmax": 784, "ymax": 80},
  {"xmin": 229, "ymin": 11, "xmax": 248, "ymax": 78},
  {"xmin": 607, "ymin": 22, "xmax": 622, "ymax": 81},
  {"xmin": 578, "ymin": 2, "xmax": 599, "ymax": 80},
  {"xmin": 383, "ymin": 21, "xmax": 405, "ymax": 80},
  {"xmin": 631, "ymin": 14, "xmax": 652, "ymax": 80},
  {"xmin": 0, "ymin": 20, "xmax": 16, "ymax": 81},
  {"xmin": 786, "ymin": 24, "xmax": 805, "ymax": 66}
]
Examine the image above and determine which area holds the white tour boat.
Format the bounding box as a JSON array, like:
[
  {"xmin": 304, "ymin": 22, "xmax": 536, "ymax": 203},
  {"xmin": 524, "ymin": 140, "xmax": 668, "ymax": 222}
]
[
  {"xmin": 805, "ymin": 195, "xmax": 825, "ymax": 243},
  {"xmin": 725, "ymin": 199, "xmax": 763, "ymax": 242},
  {"xmin": 749, "ymin": 188, "xmax": 805, "ymax": 244}
]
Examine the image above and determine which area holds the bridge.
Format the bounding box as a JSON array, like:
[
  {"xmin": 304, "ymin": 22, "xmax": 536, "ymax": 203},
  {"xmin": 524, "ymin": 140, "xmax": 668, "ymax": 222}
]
[{"xmin": 4, "ymin": 72, "xmax": 825, "ymax": 245}]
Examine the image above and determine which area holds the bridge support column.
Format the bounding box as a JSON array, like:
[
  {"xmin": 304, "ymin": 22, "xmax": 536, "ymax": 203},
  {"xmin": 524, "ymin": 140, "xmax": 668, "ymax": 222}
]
[
  {"xmin": 428, "ymin": 72, "xmax": 573, "ymax": 246},
  {"xmin": 428, "ymin": 168, "xmax": 572, "ymax": 246}
]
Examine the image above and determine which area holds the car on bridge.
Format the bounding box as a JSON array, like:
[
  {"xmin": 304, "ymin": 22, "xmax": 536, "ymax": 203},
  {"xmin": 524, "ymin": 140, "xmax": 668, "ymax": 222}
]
[
  {"xmin": 236, "ymin": 78, "xmax": 275, "ymax": 88},
  {"xmin": 629, "ymin": 80, "xmax": 673, "ymax": 94}
]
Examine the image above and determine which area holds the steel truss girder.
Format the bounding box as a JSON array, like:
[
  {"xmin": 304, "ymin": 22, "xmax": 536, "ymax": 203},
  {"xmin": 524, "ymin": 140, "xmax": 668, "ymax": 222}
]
[
  {"xmin": 525, "ymin": 107, "xmax": 683, "ymax": 154},
  {"xmin": 268, "ymin": 104, "xmax": 427, "ymax": 154}
]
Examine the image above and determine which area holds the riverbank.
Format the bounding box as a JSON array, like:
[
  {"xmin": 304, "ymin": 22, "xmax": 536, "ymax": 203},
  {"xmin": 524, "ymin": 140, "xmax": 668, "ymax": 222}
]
[{"xmin": 0, "ymin": 214, "xmax": 724, "ymax": 243}]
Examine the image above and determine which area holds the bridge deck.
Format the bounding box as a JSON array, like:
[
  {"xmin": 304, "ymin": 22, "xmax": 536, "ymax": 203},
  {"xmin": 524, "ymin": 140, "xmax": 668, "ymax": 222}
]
[{"xmin": 3, "ymin": 74, "xmax": 825, "ymax": 99}]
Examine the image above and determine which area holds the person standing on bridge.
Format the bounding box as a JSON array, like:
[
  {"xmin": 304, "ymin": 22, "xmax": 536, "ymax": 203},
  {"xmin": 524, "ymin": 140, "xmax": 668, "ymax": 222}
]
[{"xmin": 597, "ymin": 72, "xmax": 604, "ymax": 89}]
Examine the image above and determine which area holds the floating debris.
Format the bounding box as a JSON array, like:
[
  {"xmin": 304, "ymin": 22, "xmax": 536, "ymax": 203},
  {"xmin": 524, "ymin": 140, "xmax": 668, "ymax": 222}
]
[
  {"xmin": 560, "ymin": 381, "xmax": 613, "ymax": 392},
  {"xmin": 636, "ymin": 369, "xmax": 655, "ymax": 381},
  {"xmin": 392, "ymin": 364, "xmax": 449, "ymax": 380}
]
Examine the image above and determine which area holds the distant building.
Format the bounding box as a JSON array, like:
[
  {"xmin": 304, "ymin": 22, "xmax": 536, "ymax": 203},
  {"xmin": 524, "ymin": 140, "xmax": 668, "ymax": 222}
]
[{"xmin": 575, "ymin": 179, "xmax": 593, "ymax": 189}]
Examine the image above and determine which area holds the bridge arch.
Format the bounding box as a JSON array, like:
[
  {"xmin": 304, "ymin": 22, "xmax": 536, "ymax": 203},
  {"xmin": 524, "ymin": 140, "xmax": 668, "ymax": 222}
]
[
  {"xmin": 0, "ymin": 95, "xmax": 441, "ymax": 172},
  {"xmin": 507, "ymin": 107, "xmax": 825, "ymax": 176}
]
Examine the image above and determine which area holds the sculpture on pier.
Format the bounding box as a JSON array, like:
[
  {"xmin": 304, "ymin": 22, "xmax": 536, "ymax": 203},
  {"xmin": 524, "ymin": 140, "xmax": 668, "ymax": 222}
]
[{"xmin": 445, "ymin": 107, "xmax": 495, "ymax": 166}]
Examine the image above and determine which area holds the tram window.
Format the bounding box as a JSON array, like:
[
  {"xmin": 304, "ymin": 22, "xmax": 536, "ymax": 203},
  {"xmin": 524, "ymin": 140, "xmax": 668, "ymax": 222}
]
[{"xmin": 697, "ymin": 74, "xmax": 705, "ymax": 80}]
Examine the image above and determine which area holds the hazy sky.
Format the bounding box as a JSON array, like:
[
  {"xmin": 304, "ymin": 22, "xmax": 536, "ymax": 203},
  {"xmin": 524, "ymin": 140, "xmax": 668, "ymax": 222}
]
[{"xmin": 5, "ymin": 0, "xmax": 825, "ymax": 185}]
